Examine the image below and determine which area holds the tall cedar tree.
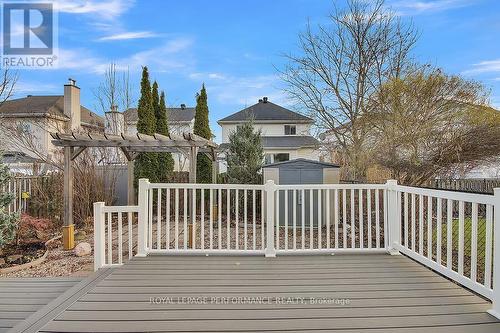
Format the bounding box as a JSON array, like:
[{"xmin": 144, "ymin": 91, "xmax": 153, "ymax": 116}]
[
  {"xmin": 193, "ymin": 84, "xmax": 212, "ymax": 183},
  {"xmin": 0, "ymin": 151, "xmax": 19, "ymax": 247},
  {"xmin": 156, "ymin": 89, "xmax": 175, "ymax": 181},
  {"xmin": 226, "ymin": 118, "xmax": 264, "ymax": 184},
  {"xmin": 134, "ymin": 67, "xmax": 158, "ymax": 185}
]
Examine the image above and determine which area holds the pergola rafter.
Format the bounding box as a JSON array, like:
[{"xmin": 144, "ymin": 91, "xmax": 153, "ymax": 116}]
[{"xmin": 50, "ymin": 131, "xmax": 218, "ymax": 250}]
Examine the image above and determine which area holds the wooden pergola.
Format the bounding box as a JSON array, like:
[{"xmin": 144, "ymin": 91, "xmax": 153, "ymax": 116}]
[{"xmin": 50, "ymin": 131, "xmax": 218, "ymax": 250}]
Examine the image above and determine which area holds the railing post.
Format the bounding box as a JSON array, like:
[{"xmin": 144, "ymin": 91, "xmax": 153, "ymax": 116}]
[
  {"xmin": 265, "ymin": 180, "xmax": 276, "ymax": 257},
  {"xmin": 137, "ymin": 178, "xmax": 150, "ymax": 257},
  {"xmin": 386, "ymin": 179, "xmax": 400, "ymax": 255},
  {"xmin": 488, "ymin": 188, "xmax": 500, "ymax": 319},
  {"xmin": 93, "ymin": 202, "xmax": 105, "ymax": 271}
]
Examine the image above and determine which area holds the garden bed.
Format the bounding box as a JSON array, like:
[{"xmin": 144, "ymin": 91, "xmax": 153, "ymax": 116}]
[{"xmin": 0, "ymin": 241, "xmax": 46, "ymax": 270}]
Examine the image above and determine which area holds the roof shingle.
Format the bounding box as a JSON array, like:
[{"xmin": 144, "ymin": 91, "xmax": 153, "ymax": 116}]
[
  {"xmin": 124, "ymin": 107, "xmax": 195, "ymax": 123},
  {"xmin": 218, "ymin": 100, "xmax": 313, "ymax": 123},
  {"xmin": 0, "ymin": 95, "xmax": 104, "ymax": 127}
]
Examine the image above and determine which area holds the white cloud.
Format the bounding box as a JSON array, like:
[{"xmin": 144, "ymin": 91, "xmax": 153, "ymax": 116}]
[
  {"xmin": 190, "ymin": 72, "xmax": 227, "ymax": 80},
  {"xmin": 98, "ymin": 31, "xmax": 159, "ymax": 41},
  {"xmin": 54, "ymin": 37, "xmax": 195, "ymax": 74},
  {"xmin": 388, "ymin": 0, "xmax": 474, "ymax": 15},
  {"xmin": 463, "ymin": 59, "xmax": 500, "ymax": 75},
  {"xmin": 53, "ymin": 0, "xmax": 135, "ymax": 20},
  {"xmin": 13, "ymin": 81, "xmax": 59, "ymax": 97},
  {"xmin": 190, "ymin": 73, "xmax": 287, "ymax": 106}
]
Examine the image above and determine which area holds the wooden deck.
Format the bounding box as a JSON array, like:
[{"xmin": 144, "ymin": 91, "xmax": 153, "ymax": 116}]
[
  {"xmin": 8, "ymin": 254, "xmax": 500, "ymax": 332},
  {"xmin": 0, "ymin": 277, "xmax": 82, "ymax": 333}
]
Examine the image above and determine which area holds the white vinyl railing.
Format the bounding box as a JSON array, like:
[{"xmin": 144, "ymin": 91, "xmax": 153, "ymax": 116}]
[
  {"xmin": 392, "ymin": 184, "xmax": 500, "ymax": 317},
  {"xmin": 141, "ymin": 180, "xmax": 388, "ymax": 256},
  {"xmin": 93, "ymin": 179, "xmax": 500, "ymax": 319},
  {"xmin": 93, "ymin": 203, "xmax": 139, "ymax": 270}
]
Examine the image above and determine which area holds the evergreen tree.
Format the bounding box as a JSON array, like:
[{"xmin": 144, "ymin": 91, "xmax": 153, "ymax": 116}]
[
  {"xmin": 193, "ymin": 84, "xmax": 212, "ymax": 183},
  {"xmin": 156, "ymin": 90, "xmax": 175, "ymax": 181},
  {"xmin": 226, "ymin": 118, "xmax": 264, "ymax": 184},
  {"xmin": 0, "ymin": 151, "xmax": 19, "ymax": 248},
  {"xmin": 134, "ymin": 66, "xmax": 158, "ymax": 185}
]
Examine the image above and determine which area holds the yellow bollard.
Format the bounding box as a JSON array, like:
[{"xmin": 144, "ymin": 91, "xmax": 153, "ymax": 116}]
[{"xmin": 62, "ymin": 224, "xmax": 75, "ymax": 250}]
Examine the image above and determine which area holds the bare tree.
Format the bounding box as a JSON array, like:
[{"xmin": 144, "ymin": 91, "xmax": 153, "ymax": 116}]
[
  {"xmin": 0, "ymin": 67, "xmax": 17, "ymax": 108},
  {"xmin": 366, "ymin": 67, "xmax": 500, "ymax": 185},
  {"xmin": 280, "ymin": 0, "xmax": 417, "ymax": 180},
  {"xmin": 93, "ymin": 63, "xmax": 135, "ymax": 114}
]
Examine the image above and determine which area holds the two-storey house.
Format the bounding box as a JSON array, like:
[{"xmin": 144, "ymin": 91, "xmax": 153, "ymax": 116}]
[
  {"xmin": 0, "ymin": 79, "xmax": 104, "ymax": 170},
  {"xmin": 218, "ymin": 97, "xmax": 319, "ymax": 172},
  {"xmin": 123, "ymin": 104, "xmax": 195, "ymax": 172}
]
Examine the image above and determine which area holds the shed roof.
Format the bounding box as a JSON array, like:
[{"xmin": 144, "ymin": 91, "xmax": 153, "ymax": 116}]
[{"xmin": 262, "ymin": 158, "xmax": 340, "ymax": 169}]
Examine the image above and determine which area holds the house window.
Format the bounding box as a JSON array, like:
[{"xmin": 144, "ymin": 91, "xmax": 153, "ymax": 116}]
[
  {"xmin": 264, "ymin": 153, "xmax": 290, "ymax": 164},
  {"xmin": 274, "ymin": 153, "xmax": 289, "ymax": 163},
  {"xmin": 284, "ymin": 125, "xmax": 296, "ymax": 135}
]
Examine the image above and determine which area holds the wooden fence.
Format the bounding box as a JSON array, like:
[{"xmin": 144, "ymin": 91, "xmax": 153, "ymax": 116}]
[{"xmin": 425, "ymin": 178, "xmax": 500, "ymax": 194}]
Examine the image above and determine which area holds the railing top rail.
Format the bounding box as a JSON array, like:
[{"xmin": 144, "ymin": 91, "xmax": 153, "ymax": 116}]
[
  {"xmin": 148, "ymin": 183, "xmax": 266, "ymax": 190},
  {"xmin": 396, "ymin": 184, "xmax": 495, "ymax": 205},
  {"xmin": 102, "ymin": 205, "xmax": 139, "ymax": 213},
  {"xmin": 275, "ymin": 184, "xmax": 387, "ymax": 190},
  {"xmin": 147, "ymin": 182, "xmax": 388, "ymax": 190}
]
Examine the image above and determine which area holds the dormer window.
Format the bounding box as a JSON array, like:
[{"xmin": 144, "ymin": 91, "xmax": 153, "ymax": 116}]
[{"xmin": 284, "ymin": 125, "xmax": 296, "ymax": 135}]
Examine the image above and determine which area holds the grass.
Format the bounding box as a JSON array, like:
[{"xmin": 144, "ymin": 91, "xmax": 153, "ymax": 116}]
[{"xmin": 429, "ymin": 217, "xmax": 489, "ymax": 283}]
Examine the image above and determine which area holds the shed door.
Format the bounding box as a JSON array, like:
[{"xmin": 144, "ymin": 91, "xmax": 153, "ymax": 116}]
[
  {"xmin": 279, "ymin": 169, "xmax": 322, "ymax": 228},
  {"xmin": 279, "ymin": 169, "xmax": 322, "ymax": 185}
]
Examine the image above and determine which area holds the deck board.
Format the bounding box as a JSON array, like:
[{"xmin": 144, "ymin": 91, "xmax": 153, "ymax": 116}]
[
  {"xmin": 8, "ymin": 254, "xmax": 500, "ymax": 332},
  {"xmin": 0, "ymin": 278, "xmax": 82, "ymax": 333}
]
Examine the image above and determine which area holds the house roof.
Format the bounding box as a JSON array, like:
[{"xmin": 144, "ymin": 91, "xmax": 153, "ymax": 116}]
[
  {"xmin": 0, "ymin": 95, "xmax": 104, "ymax": 128},
  {"xmin": 262, "ymin": 158, "xmax": 340, "ymax": 168},
  {"xmin": 124, "ymin": 106, "xmax": 195, "ymax": 123},
  {"xmin": 218, "ymin": 99, "xmax": 313, "ymax": 123},
  {"xmin": 1, "ymin": 151, "xmax": 42, "ymax": 164},
  {"xmin": 219, "ymin": 135, "xmax": 319, "ymax": 150}
]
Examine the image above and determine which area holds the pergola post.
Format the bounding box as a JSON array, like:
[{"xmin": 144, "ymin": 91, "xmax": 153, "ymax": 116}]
[
  {"xmin": 127, "ymin": 160, "xmax": 135, "ymax": 205},
  {"xmin": 63, "ymin": 146, "xmax": 75, "ymax": 250},
  {"xmin": 211, "ymin": 154, "xmax": 218, "ymax": 184},
  {"xmin": 189, "ymin": 146, "xmax": 198, "ymax": 183}
]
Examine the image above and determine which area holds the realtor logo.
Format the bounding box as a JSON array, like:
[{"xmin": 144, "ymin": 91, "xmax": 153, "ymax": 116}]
[{"xmin": 1, "ymin": 1, "xmax": 58, "ymax": 68}]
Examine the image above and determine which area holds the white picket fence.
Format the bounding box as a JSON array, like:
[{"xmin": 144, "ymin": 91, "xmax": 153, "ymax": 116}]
[
  {"xmin": 93, "ymin": 179, "xmax": 500, "ymax": 318},
  {"xmin": 1, "ymin": 176, "xmax": 36, "ymax": 213}
]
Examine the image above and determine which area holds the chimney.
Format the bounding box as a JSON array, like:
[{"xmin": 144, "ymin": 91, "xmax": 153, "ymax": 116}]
[
  {"xmin": 64, "ymin": 78, "xmax": 81, "ymax": 131},
  {"xmin": 105, "ymin": 104, "xmax": 125, "ymax": 135},
  {"xmin": 262, "ymin": 96, "xmax": 268, "ymax": 103},
  {"xmin": 180, "ymin": 103, "xmax": 186, "ymax": 110}
]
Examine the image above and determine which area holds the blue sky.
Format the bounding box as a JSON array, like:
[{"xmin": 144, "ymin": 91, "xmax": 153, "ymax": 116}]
[{"xmin": 12, "ymin": 0, "xmax": 500, "ymax": 142}]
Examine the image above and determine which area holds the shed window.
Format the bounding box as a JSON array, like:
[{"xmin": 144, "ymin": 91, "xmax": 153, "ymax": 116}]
[{"xmin": 284, "ymin": 125, "xmax": 296, "ymax": 135}]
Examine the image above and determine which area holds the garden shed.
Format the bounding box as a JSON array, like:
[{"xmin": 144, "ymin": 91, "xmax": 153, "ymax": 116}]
[{"xmin": 262, "ymin": 158, "xmax": 340, "ymax": 227}]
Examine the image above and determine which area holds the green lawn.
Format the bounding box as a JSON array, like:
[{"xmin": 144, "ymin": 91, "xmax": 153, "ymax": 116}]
[{"xmin": 430, "ymin": 217, "xmax": 489, "ymax": 282}]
